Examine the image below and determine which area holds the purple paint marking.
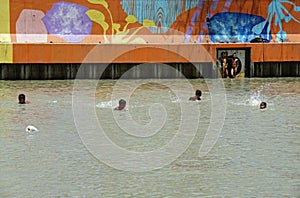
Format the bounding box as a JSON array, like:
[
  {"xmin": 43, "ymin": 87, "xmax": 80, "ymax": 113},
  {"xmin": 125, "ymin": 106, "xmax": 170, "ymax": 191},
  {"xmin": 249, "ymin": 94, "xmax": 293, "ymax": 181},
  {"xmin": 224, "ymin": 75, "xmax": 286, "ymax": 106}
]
[
  {"xmin": 42, "ymin": 1, "xmax": 92, "ymax": 42},
  {"xmin": 191, "ymin": 10, "xmax": 201, "ymax": 26},
  {"xmin": 184, "ymin": 0, "xmax": 205, "ymax": 43},
  {"xmin": 202, "ymin": 12, "xmax": 212, "ymax": 30},
  {"xmin": 207, "ymin": 12, "xmax": 213, "ymax": 18},
  {"xmin": 184, "ymin": 26, "xmax": 194, "ymax": 42},
  {"xmin": 197, "ymin": 30, "xmax": 205, "ymax": 43},
  {"xmin": 186, "ymin": 26, "xmax": 194, "ymax": 35},
  {"xmin": 202, "ymin": 23, "xmax": 208, "ymax": 30},
  {"xmin": 225, "ymin": 0, "xmax": 233, "ymax": 8},
  {"xmin": 184, "ymin": 34, "xmax": 191, "ymax": 43},
  {"xmin": 211, "ymin": 0, "xmax": 219, "ymax": 11}
]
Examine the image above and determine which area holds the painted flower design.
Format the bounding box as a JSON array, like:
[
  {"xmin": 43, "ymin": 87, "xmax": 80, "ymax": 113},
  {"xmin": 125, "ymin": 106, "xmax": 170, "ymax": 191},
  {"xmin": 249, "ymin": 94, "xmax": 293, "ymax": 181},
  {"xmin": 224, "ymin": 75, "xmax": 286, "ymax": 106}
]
[{"xmin": 42, "ymin": 2, "xmax": 92, "ymax": 42}]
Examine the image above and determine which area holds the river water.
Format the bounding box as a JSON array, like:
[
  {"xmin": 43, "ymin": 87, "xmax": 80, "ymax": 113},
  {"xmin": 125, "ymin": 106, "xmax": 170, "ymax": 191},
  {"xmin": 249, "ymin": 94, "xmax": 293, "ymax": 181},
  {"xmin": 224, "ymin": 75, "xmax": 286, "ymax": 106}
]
[{"xmin": 0, "ymin": 78, "xmax": 299, "ymax": 197}]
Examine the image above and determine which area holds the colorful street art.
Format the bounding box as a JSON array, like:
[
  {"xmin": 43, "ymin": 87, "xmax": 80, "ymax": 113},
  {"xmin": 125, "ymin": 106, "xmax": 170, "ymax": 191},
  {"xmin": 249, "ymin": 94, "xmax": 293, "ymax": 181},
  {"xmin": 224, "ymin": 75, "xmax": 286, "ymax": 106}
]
[
  {"xmin": 184, "ymin": 0, "xmax": 300, "ymax": 43},
  {"xmin": 252, "ymin": 0, "xmax": 300, "ymax": 42},
  {"xmin": 42, "ymin": 2, "xmax": 92, "ymax": 43},
  {"xmin": 2, "ymin": 0, "xmax": 299, "ymax": 44},
  {"xmin": 208, "ymin": 12, "xmax": 271, "ymax": 43},
  {"xmin": 120, "ymin": 0, "xmax": 199, "ymax": 33},
  {"xmin": 86, "ymin": 0, "xmax": 156, "ymax": 43},
  {"xmin": 0, "ymin": 0, "xmax": 300, "ymax": 64}
]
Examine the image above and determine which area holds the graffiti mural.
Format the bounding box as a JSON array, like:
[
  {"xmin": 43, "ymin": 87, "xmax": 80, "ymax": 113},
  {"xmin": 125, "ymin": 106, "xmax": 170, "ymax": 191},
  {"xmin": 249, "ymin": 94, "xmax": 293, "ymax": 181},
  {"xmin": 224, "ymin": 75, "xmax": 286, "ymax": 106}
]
[
  {"xmin": 16, "ymin": 9, "xmax": 48, "ymax": 43},
  {"xmin": 184, "ymin": 0, "xmax": 234, "ymax": 43},
  {"xmin": 4, "ymin": 0, "xmax": 299, "ymax": 44},
  {"xmin": 184, "ymin": 0, "xmax": 300, "ymax": 43},
  {"xmin": 1, "ymin": 0, "xmax": 300, "ymax": 64},
  {"xmin": 42, "ymin": 2, "xmax": 92, "ymax": 43},
  {"xmin": 120, "ymin": 0, "xmax": 199, "ymax": 33},
  {"xmin": 252, "ymin": 0, "xmax": 300, "ymax": 42},
  {"xmin": 86, "ymin": 0, "xmax": 156, "ymax": 43},
  {"xmin": 208, "ymin": 12, "xmax": 271, "ymax": 43}
]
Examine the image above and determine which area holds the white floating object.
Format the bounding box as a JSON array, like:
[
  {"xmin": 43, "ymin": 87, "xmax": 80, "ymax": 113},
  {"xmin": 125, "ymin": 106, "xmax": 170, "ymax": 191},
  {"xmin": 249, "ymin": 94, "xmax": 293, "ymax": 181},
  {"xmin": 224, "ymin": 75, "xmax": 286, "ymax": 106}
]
[{"xmin": 26, "ymin": 125, "xmax": 39, "ymax": 134}]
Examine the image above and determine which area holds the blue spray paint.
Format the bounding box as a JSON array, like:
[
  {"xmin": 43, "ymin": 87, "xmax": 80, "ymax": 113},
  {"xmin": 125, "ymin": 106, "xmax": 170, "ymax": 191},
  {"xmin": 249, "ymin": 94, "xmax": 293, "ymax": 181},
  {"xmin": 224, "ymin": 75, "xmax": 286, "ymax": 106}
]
[{"xmin": 208, "ymin": 12, "xmax": 271, "ymax": 43}]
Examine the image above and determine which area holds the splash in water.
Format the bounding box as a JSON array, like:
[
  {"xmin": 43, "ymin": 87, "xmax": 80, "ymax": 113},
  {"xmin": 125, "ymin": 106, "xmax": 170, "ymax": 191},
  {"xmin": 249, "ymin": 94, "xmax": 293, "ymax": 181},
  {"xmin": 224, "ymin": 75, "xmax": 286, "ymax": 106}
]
[
  {"xmin": 96, "ymin": 100, "xmax": 118, "ymax": 108},
  {"xmin": 169, "ymin": 90, "xmax": 181, "ymax": 103},
  {"xmin": 247, "ymin": 89, "xmax": 265, "ymax": 106},
  {"xmin": 246, "ymin": 84, "xmax": 272, "ymax": 106}
]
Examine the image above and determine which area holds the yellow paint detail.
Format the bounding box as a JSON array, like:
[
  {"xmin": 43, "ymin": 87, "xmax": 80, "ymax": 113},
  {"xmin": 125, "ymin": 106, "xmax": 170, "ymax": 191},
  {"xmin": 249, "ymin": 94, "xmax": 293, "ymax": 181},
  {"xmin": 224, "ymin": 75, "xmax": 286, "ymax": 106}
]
[
  {"xmin": 0, "ymin": 0, "xmax": 10, "ymax": 42},
  {"xmin": 112, "ymin": 23, "xmax": 121, "ymax": 34},
  {"xmin": 0, "ymin": 0, "xmax": 12, "ymax": 63},
  {"xmin": 125, "ymin": 15, "xmax": 137, "ymax": 24},
  {"xmin": 86, "ymin": 0, "xmax": 147, "ymax": 44},
  {"xmin": 87, "ymin": 0, "xmax": 108, "ymax": 9},
  {"xmin": 123, "ymin": 15, "xmax": 137, "ymax": 32},
  {"xmin": 0, "ymin": 44, "xmax": 13, "ymax": 63},
  {"xmin": 86, "ymin": 9, "xmax": 109, "ymax": 31},
  {"xmin": 143, "ymin": 20, "xmax": 156, "ymax": 27}
]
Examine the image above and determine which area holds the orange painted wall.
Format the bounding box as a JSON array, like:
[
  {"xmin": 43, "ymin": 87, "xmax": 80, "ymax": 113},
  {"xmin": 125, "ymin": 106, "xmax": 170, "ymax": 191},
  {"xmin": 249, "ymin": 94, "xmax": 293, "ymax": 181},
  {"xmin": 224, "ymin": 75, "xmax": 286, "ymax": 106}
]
[
  {"xmin": 1, "ymin": 0, "xmax": 300, "ymax": 63},
  {"xmin": 12, "ymin": 43, "xmax": 300, "ymax": 63}
]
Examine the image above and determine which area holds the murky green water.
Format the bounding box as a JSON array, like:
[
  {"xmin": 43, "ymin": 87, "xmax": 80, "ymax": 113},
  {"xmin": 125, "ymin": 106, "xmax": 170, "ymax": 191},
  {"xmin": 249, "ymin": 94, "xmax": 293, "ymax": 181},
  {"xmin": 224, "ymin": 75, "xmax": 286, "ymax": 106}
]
[{"xmin": 0, "ymin": 78, "xmax": 299, "ymax": 197}]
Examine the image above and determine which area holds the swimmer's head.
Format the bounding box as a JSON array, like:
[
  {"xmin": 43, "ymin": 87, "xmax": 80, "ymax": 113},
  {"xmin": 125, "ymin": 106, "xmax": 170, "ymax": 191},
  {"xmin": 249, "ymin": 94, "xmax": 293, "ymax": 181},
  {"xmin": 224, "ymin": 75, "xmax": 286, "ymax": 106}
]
[
  {"xmin": 260, "ymin": 102, "xmax": 267, "ymax": 109},
  {"xmin": 18, "ymin": 94, "xmax": 26, "ymax": 104},
  {"xmin": 119, "ymin": 99, "xmax": 126, "ymax": 109},
  {"xmin": 194, "ymin": 90, "xmax": 202, "ymax": 100},
  {"xmin": 195, "ymin": 90, "xmax": 202, "ymax": 97}
]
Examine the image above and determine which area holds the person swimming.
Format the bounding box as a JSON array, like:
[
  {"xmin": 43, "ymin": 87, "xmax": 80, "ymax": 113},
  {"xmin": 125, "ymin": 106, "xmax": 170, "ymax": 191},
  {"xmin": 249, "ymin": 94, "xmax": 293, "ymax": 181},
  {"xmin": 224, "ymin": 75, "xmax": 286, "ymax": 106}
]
[
  {"xmin": 189, "ymin": 89, "xmax": 202, "ymax": 101},
  {"xmin": 114, "ymin": 99, "xmax": 127, "ymax": 110},
  {"xmin": 260, "ymin": 102, "xmax": 267, "ymax": 109},
  {"xmin": 18, "ymin": 94, "xmax": 29, "ymax": 104}
]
